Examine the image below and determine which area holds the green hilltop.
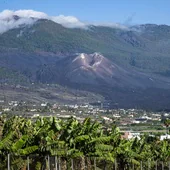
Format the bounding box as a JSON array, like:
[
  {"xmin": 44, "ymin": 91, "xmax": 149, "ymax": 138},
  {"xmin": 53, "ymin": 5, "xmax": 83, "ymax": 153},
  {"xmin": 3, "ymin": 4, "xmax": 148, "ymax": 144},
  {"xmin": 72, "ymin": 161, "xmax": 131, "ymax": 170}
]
[{"xmin": 1, "ymin": 20, "xmax": 170, "ymax": 74}]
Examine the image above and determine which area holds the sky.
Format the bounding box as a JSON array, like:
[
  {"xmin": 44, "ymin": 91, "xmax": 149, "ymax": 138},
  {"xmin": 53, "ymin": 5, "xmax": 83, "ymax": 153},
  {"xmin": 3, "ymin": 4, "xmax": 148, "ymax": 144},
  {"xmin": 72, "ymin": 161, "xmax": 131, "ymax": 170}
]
[{"xmin": 0, "ymin": 0, "xmax": 170, "ymax": 25}]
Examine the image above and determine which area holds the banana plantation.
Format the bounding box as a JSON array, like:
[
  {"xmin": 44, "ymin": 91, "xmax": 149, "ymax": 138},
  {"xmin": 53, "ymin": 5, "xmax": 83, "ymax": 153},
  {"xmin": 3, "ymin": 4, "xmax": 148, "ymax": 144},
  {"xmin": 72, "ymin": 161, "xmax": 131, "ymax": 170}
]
[{"xmin": 0, "ymin": 115, "xmax": 170, "ymax": 170}]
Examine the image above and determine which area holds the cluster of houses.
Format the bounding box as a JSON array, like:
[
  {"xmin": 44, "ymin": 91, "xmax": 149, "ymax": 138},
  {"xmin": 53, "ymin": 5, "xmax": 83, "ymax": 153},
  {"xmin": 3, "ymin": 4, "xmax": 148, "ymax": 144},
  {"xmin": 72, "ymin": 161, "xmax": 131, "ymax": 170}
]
[{"xmin": 0, "ymin": 100, "xmax": 170, "ymax": 140}]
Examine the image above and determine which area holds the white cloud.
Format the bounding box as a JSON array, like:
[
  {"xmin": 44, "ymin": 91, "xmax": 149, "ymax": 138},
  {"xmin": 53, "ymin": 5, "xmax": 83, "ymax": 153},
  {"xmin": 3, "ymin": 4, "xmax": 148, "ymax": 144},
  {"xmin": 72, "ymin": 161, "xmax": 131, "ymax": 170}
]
[
  {"xmin": 0, "ymin": 9, "xmax": 127, "ymax": 34},
  {"xmin": 14, "ymin": 10, "xmax": 48, "ymax": 19},
  {"xmin": 93, "ymin": 23, "xmax": 128, "ymax": 29},
  {"xmin": 0, "ymin": 9, "xmax": 88, "ymax": 34},
  {"xmin": 51, "ymin": 15, "xmax": 86, "ymax": 28},
  {"xmin": 0, "ymin": 10, "xmax": 39, "ymax": 34}
]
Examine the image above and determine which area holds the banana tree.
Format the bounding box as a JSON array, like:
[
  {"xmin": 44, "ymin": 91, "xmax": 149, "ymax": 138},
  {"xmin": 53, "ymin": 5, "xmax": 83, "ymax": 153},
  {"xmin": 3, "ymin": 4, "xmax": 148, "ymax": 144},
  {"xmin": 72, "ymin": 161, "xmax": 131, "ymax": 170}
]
[{"xmin": 164, "ymin": 118, "xmax": 170, "ymax": 135}]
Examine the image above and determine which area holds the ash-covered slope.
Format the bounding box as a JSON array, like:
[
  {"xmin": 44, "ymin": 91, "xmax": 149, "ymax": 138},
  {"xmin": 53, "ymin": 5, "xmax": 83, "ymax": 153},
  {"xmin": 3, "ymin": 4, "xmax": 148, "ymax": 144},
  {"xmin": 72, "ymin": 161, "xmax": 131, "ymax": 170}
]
[
  {"xmin": 34, "ymin": 52, "xmax": 170, "ymax": 110},
  {"xmin": 66, "ymin": 52, "xmax": 147, "ymax": 87},
  {"xmin": 35, "ymin": 52, "xmax": 170, "ymax": 90}
]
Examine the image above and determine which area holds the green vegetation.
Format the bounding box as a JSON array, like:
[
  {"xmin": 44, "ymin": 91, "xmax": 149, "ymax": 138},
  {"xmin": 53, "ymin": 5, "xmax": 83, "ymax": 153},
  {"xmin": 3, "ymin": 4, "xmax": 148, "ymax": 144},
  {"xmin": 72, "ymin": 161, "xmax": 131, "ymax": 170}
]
[
  {"xmin": 1, "ymin": 21, "xmax": 170, "ymax": 74},
  {"xmin": 164, "ymin": 118, "xmax": 170, "ymax": 134},
  {"xmin": 0, "ymin": 67, "xmax": 28, "ymax": 84},
  {"xmin": 0, "ymin": 115, "xmax": 170, "ymax": 169}
]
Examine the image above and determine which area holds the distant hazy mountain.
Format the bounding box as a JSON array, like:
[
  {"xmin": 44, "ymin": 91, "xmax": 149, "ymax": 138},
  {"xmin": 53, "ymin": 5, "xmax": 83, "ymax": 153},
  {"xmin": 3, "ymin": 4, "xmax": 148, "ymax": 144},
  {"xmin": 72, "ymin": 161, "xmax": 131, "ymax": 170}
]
[{"xmin": 1, "ymin": 18, "xmax": 170, "ymax": 109}]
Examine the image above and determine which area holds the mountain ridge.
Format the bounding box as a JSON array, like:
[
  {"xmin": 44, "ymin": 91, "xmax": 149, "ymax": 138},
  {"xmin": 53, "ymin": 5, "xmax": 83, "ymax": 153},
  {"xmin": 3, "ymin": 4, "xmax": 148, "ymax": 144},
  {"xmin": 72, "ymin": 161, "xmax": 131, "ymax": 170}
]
[{"xmin": 1, "ymin": 19, "xmax": 170, "ymax": 109}]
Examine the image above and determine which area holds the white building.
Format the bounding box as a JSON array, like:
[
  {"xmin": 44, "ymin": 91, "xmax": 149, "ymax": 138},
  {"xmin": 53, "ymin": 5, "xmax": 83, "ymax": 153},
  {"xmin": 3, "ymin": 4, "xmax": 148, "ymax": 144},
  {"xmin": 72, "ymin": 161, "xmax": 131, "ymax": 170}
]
[
  {"xmin": 122, "ymin": 131, "xmax": 141, "ymax": 140},
  {"xmin": 160, "ymin": 135, "xmax": 170, "ymax": 141}
]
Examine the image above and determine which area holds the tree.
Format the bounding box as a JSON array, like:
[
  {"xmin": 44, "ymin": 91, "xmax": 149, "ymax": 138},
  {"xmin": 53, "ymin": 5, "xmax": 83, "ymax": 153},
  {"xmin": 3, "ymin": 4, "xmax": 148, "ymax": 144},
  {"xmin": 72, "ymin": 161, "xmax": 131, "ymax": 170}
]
[{"xmin": 164, "ymin": 118, "xmax": 170, "ymax": 135}]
